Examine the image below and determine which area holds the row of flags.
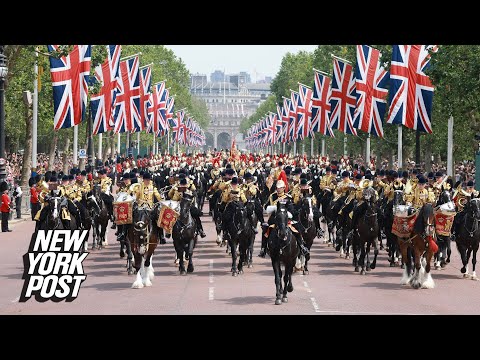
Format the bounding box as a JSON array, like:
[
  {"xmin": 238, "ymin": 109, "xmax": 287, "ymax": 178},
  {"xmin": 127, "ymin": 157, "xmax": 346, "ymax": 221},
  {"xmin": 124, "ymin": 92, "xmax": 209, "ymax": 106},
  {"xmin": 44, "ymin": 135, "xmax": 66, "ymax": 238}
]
[
  {"xmin": 46, "ymin": 45, "xmax": 205, "ymax": 147},
  {"xmin": 245, "ymin": 45, "xmax": 438, "ymax": 149}
]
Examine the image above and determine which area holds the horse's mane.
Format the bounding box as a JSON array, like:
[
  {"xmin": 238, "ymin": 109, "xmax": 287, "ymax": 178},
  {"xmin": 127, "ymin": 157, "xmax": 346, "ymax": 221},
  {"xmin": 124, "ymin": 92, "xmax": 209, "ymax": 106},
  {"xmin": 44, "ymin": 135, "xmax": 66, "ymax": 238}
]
[{"xmin": 413, "ymin": 203, "xmax": 434, "ymax": 235}]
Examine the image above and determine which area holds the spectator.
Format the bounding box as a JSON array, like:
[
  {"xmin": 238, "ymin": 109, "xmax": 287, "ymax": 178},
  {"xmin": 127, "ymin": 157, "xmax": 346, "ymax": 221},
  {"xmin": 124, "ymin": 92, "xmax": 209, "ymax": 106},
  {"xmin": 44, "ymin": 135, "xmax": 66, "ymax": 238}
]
[
  {"xmin": 13, "ymin": 179, "xmax": 22, "ymax": 219},
  {"xmin": 1, "ymin": 186, "xmax": 12, "ymax": 232},
  {"xmin": 29, "ymin": 177, "xmax": 40, "ymax": 221}
]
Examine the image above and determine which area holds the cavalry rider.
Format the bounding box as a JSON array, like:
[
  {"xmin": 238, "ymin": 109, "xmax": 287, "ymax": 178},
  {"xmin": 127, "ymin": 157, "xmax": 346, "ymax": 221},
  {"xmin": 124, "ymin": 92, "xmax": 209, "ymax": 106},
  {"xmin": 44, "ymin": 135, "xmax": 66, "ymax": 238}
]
[
  {"xmin": 259, "ymin": 179, "xmax": 310, "ymax": 258},
  {"xmin": 58, "ymin": 175, "xmax": 83, "ymax": 229},
  {"xmin": 98, "ymin": 169, "xmax": 116, "ymax": 228},
  {"xmin": 115, "ymin": 172, "xmax": 133, "ymax": 242},
  {"xmin": 333, "ymin": 171, "xmax": 353, "ymax": 202},
  {"xmin": 349, "ymin": 173, "xmax": 378, "ymax": 238},
  {"xmin": 431, "ymin": 171, "xmax": 446, "ymax": 199},
  {"xmin": 451, "ymin": 180, "xmax": 479, "ymax": 240},
  {"xmin": 404, "ymin": 176, "xmax": 436, "ymax": 210},
  {"xmin": 241, "ymin": 171, "xmax": 265, "ymax": 233},
  {"xmin": 221, "ymin": 176, "xmax": 248, "ymax": 241},
  {"xmin": 33, "ymin": 174, "xmax": 56, "ymax": 225},
  {"xmin": 168, "ymin": 177, "xmax": 206, "ymax": 238},
  {"xmin": 319, "ymin": 166, "xmax": 335, "ymax": 191},
  {"xmin": 292, "ymin": 176, "xmax": 322, "ymax": 238}
]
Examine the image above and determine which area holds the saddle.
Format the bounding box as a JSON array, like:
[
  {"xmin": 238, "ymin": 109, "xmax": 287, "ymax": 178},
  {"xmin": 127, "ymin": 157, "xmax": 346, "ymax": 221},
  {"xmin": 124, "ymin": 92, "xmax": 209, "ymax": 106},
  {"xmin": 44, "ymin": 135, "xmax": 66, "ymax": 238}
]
[{"xmin": 264, "ymin": 222, "xmax": 298, "ymax": 238}]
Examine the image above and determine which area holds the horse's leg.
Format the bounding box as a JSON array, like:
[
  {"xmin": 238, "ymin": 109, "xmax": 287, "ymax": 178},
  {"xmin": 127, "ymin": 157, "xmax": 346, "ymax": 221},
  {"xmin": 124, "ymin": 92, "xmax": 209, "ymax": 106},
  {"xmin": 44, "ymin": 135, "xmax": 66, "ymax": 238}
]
[
  {"xmin": 238, "ymin": 239, "xmax": 245, "ymax": 274},
  {"xmin": 457, "ymin": 242, "xmax": 469, "ymax": 276},
  {"xmin": 175, "ymin": 241, "xmax": 186, "ymax": 275},
  {"xmin": 410, "ymin": 247, "xmax": 423, "ymax": 289},
  {"xmin": 353, "ymin": 233, "xmax": 360, "ymax": 271},
  {"xmin": 142, "ymin": 249, "xmax": 156, "ymax": 286},
  {"xmin": 126, "ymin": 238, "xmax": 135, "ymax": 275},
  {"xmin": 421, "ymin": 248, "xmax": 435, "ymax": 289},
  {"xmin": 101, "ymin": 220, "xmax": 108, "ymax": 247},
  {"xmin": 230, "ymin": 239, "xmax": 238, "ymax": 275},
  {"xmin": 283, "ymin": 263, "xmax": 293, "ymax": 303},
  {"xmin": 471, "ymin": 244, "xmax": 479, "ymax": 280},
  {"xmin": 399, "ymin": 239, "xmax": 412, "ymax": 285},
  {"xmin": 248, "ymin": 235, "xmax": 254, "ymax": 268},
  {"xmin": 446, "ymin": 236, "xmax": 452, "ymax": 264},
  {"xmin": 272, "ymin": 257, "xmax": 283, "ymax": 305},
  {"xmin": 359, "ymin": 239, "xmax": 367, "ymax": 275},
  {"xmin": 187, "ymin": 237, "xmax": 195, "ymax": 273},
  {"xmin": 370, "ymin": 236, "xmax": 379, "ymax": 270},
  {"xmin": 132, "ymin": 253, "xmax": 145, "ymax": 289},
  {"xmin": 365, "ymin": 241, "xmax": 372, "ymax": 271}
]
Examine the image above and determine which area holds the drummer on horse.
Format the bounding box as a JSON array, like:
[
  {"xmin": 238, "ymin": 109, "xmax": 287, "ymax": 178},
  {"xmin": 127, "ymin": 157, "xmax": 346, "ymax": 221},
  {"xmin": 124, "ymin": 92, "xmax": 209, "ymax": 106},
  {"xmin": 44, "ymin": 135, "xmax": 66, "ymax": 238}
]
[
  {"xmin": 98, "ymin": 169, "xmax": 116, "ymax": 229},
  {"xmin": 451, "ymin": 180, "xmax": 479, "ymax": 241}
]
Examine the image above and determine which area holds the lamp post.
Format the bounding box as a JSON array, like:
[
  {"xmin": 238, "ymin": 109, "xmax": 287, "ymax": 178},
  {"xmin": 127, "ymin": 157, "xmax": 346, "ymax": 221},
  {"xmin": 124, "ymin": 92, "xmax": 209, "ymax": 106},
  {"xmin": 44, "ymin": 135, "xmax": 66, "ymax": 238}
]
[{"xmin": 0, "ymin": 45, "xmax": 8, "ymax": 186}]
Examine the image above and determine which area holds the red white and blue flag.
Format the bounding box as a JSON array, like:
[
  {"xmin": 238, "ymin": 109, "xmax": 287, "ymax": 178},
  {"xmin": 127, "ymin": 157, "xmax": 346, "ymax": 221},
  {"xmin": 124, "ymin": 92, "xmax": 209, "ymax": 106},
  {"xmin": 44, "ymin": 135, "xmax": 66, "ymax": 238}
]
[
  {"xmin": 290, "ymin": 91, "xmax": 299, "ymax": 142},
  {"xmin": 47, "ymin": 45, "xmax": 91, "ymax": 130},
  {"xmin": 297, "ymin": 84, "xmax": 313, "ymax": 140},
  {"xmin": 171, "ymin": 110, "xmax": 184, "ymax": 143},
  {"xmin": 146, "ymin": 81, "xmax": 166, "ymax": 135},
  {"xmin": 386, "ymin": 45, "xmax": 438, "ymax": 133},
  {"xmin": 113, "ymin": 56, "xmax": 141, "ymax": 134},
  {"xmin": 276, "ymin": 103, "xmax": 287, "ymax": 143},
  {"xmin": 90, "ymin": 45, "xmax": 121, "ymax": 135},
  {"xmin": 310, "ymin": 70, "xmax": 334, "ymax": 137},
  {"xmin": 353, "ymin": 45, "xmax": 389, "ymax": 137},
  {"xmin": 163, "ymin": 95, "xmax": 175, "ymax": 137},
  {"xmin": 328, "ymin": 57, "xmax": 357, "ymax": 135},
  {"xmin": 135, "ymin": 65, "xmax": 152, "ymax": 132}
]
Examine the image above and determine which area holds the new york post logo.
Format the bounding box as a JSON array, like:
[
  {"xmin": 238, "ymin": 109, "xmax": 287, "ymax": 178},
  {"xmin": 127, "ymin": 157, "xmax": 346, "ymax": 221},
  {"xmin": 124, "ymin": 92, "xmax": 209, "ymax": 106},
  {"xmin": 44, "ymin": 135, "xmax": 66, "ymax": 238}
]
[{"xmin": 20, "ymin": 230, "xmax": 89, "ymax": 302}]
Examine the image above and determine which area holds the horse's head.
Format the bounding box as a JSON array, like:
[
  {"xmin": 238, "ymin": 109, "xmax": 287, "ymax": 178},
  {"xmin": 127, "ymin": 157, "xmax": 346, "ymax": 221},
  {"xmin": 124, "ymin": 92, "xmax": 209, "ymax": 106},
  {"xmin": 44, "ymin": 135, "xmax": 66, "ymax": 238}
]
[
  {"xmin": 132, "ymin": 202, "xmax": 151, "ymax": 252},
  {"xmin": 86, "ymin": 192, "xmax": 101, "ymax": 214},
  {"xmin": 232, "ymin": 200, "xmax": 247, "ymax": 233},
  {"xmin": 437, "ymin": 187, "xmax": 453, "ymax": 206},
  {"xmin": 275, "ymin": 200, "xmax": 290, "ymax": 240},
  {"xmin": 362, "ymin": 187, "xmax": 378, "ymax": 225},
  {"xmin": 44, "ymin": 192, "xmax": 65, "ymax": 227},
  {"xmin": 393, "ymin": 189, "xmax": 405, "ymax": 206},
  {"xmin": 466, "ymin": 197, "xmax": 480, "ymax": 220},
  {"xmin": 415, "ymin": 203, "xmax": 435, "ymax": 237},
  {"xmin": 300, "ymin": 193, "xmax": 314, "ymax": 222},
  {"xmin": 179, "ymin": 191, "xmax": 194, "ymax": 222}
]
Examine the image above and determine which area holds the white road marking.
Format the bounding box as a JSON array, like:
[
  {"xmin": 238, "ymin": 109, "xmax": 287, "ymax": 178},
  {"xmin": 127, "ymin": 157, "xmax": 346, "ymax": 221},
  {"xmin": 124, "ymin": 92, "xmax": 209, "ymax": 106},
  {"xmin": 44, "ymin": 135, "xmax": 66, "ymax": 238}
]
[
  {"xmin": 209, "ymin": 260, "xmax": 214, "ymax": 300},
  {"xmin": 11, "ymin": 296, "xmax": 19, "ymax": 303},
  {"xmin": 303, "ymin": 281, "xmax": 312, "ymax": 293},
  {"xmin": 310, "ymin": 297, "xmax": 320, "ymax": 312},
  {"xmin": 311, "ymin": 310, "xmax": 424, "ymax": 315},
  {"xmin": 209, "ymin": 259, "xmax": 214, "ymax": 283},
  {"xmin": 209, "ymin": 287, "xmax": 214, "ymax": 300}
]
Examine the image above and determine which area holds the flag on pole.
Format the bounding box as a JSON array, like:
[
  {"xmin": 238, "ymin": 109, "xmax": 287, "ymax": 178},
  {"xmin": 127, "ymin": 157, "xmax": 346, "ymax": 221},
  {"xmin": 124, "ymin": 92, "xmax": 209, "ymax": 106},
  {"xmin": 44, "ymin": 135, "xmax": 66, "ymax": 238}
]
[
  {"xmin": 352, "ymin": 45, "xmax": 389, "ymax": 137},
  {"xmin": 328, "ymin": 57, "xmax": 357, "ymax": 135},
  {"xmin": 135, "ymin": 65, "xmax": 152, "ymax": 132},
  {"xmin": 297, "ymin": 84, "xmax": 313, "ymax": 140},
  {"xmin": 112, "ymin": 56, "xmax": 141, "ymax": 133},
  {"xmin": 386, "ymin": 45, "xmax": 438, "ymax": 133},
  {"xmin": 90, "ymin": 45, "xmax": 121, "ymax": 135},
  {"xmin": 311, "ymin": 70, "xmax": 334, "ymax": 137},
  {"xmin": 47, "ymin": 45, "xmax": 91, "ymax": 130},
  {"xmin": 146, "ymin": 81, "xmax": 166, "ymax": 135}
]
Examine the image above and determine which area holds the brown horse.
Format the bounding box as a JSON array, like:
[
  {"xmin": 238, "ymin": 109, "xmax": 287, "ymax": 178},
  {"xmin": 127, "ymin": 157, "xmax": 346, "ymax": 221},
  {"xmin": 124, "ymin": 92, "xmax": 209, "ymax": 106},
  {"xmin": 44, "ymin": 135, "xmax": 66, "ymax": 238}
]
[
  {"xmin": 127, "ymin": 202, "xmax": 160, "ymax": 288},
  {"xmin": 397, "ymin": 203, "xmax": 436, "ymax": 289}
]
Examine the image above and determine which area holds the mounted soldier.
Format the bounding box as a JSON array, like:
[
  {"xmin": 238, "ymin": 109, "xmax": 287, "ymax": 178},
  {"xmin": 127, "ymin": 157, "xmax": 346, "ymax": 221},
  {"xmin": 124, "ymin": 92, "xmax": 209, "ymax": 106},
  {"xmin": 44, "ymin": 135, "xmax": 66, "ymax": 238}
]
[
  {"xmin": 404, "ymin": 176, "xmax": 436, "ymax": 209},
  {"xmin": 115, "ymin": 172, "xmax": 133, "ymax": 242},
  {"xmin": 241, "ymin": 171, "xmax": 265, "ymax": 233},
  {"xmin": 451, "ymin": 180, "xmax": 479, "ymax": 240},
  {"xmin": 349, "ymin": 173, "xmax": 379, "ymax": 237},
  {"xmin": 259, "ymin": 179, "xmax": 310, "ymax": 258},
  {"xmin": 221, "ymin": 176, "xmax": 248, "ymax": 240},
  {"xmin": 58, "ymin": 175, "xmax": 83, "ymax": 229},
  {"xmin": 98, "ymin": 169, "xmax": 115, "ymax": 228},
  {"xmin": 293, "ymin": 177, "xmax": 322, "ymax": 238}
]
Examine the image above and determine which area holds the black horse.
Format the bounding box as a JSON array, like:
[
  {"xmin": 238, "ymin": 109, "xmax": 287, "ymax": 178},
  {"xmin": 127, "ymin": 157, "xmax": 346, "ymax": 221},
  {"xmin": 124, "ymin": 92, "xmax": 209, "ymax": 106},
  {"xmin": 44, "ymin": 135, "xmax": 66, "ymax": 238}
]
[
  {"xmin": 319, "ymin": 188, "xmax": 337, "ymax": 246},
  {"xmin": 245, "ymin": 199, "xmax": 258, "ymax": 267},
  {"xmin": 211, "ymin": 189, "xmax": 224, "ymax": 246},
  {"xmin": 172, "ymin": 192, "xmax": 198, "ymax": 275},
  {"xmin": 268, "ymin": 200, "xmax": 299, "ymax": 305},
  {"xmin": 225, "ymin": 200, "xmax": 254, "ymax": 276},
  {"xmin": 383, "ymin": 189, "xmax": 404, "ymax": 267},
  {"xmin": 433, "ymin": 187, "xmax": 454, "ymax": 269},
  {"xmin": 352, "ymin": 187, "xmax": 380, "ymax": 275},
  {"xmin": 455, "ymin": 197, "xmax": 480, "ymax": 280},
  {"xmin": 295, "ymin": 194, "xmax": 316, "ymax": 275},
  {"xmin": 86, "ymin": 185, "xmax": 109, "ymax": 251}
]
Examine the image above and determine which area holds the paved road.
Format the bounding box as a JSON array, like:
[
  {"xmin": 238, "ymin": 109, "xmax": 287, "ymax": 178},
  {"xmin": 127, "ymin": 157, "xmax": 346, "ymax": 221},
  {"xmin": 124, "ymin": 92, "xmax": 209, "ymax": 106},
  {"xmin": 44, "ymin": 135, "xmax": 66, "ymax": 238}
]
[{"xmin": 1, "ymin": 204, "xmax": 479, "ymax": 315}]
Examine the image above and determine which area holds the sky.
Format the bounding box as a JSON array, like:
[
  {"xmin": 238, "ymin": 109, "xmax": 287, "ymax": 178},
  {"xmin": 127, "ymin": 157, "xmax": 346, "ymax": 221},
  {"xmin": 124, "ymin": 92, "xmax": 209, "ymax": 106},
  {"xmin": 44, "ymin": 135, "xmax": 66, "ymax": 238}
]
[{"xmin": 164, "ymin": 45, "xmax": 317, "ymax": 81}]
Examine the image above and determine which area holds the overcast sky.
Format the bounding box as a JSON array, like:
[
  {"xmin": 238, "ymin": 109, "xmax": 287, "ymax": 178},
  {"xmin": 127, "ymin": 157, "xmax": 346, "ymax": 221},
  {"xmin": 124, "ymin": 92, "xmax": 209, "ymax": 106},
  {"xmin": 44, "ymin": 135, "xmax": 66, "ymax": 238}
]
[{"xmin": 164, "ymin": 45, "xmax": 317, "ymax": 81}]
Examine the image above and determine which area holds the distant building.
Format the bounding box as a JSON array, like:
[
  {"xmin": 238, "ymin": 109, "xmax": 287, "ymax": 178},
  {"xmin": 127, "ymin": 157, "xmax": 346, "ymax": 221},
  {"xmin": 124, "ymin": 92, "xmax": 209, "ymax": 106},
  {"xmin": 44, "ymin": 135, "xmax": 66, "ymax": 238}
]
[
  {"xmin": 264, "ymin": 76, "xmax": 272, "ymax": 83},
  {"xmin": 190, "ymin": 73, "xmax": 208, "ymax": 89},
  {"xmin": 210, "ymin": 70, "xmax": 224, "ymax": 83}
]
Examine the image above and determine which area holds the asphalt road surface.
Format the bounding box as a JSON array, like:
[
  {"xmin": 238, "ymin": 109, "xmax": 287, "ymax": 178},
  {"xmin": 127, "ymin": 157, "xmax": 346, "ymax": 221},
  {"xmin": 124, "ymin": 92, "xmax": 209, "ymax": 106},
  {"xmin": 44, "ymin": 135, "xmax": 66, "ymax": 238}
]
[{"xmin": 1, "ymin": 204, "xmax": 479, "ymax": 315}]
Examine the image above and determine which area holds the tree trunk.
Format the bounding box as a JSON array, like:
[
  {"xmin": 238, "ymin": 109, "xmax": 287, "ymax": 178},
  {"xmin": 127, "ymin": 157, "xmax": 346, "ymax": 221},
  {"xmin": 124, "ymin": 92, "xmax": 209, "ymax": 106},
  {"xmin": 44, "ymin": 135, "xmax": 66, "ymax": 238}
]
[
  {"xmin": 425, "ymin": 139, "xmax": 432, "ymax": 173},
  {"xmin": 62, "ymin": 137, "xmax": 71, "ymax": 175},
  {"xmin": 48, "ymin": 133, "xmax": 58, "ymax": 171},
  {"xmin": 20, "ymin": 105, "xmax": 33, "ymax": 188}
]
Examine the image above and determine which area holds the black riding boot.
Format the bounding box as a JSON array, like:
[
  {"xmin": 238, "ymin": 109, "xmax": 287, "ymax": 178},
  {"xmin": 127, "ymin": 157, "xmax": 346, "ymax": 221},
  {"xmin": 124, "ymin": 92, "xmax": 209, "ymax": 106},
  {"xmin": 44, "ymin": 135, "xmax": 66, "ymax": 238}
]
[
  {"xmin": 196, "ymin": 216, "xmax": 206, "ymax": 238},
  {"xmin": 295, "ymin": 233, "xmax": 310, "ymax": 256},
  {"xmin": 258, "ymin": 234, "xmax": 267, "ymax": 258},
  {"xmin": 159, "ymin": 227, "xmax": 166, "ymax": 244},
  {"xmin": 116, "ymin": 225, "xmax": 124, "ymax": 241}
]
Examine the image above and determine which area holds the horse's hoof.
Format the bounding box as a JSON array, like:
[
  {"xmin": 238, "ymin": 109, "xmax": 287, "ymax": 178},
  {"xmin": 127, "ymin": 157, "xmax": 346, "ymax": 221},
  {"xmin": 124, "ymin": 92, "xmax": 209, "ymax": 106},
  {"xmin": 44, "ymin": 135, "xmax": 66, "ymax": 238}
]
[
  {"xmin": 354, "ymin": 266, "xmax": 359, "ymax": 272},
  {"xmin": 248, "ymin": 263, "xmax": 252, "ymax": 268},
  {"xmin": 461, "ymin": 267, "xmax": 467, "ymax": 274},
  {"xmin": 446, "ymin": 258, "xmax": 451, "ymax": 263},
  {"xmin": 287, "ymin": 284, "xmax": 293, "ymax": 292},
  {"xmin": 275, "ymin": 298, "xmax": 282, "ymax": 305},
  {"xmin": 180, "ymin": 270, "xmax": 187, "ymax": 275},
  {"xmin": 400, "ymin": 264, "xmax": 405, "ymax": 269},
  {"xmin": 232, "ymin": 272, "xmax": 238, "ymax": 277},
  {"xmin": 127, "ymin": 270, "xmax": 135, "ymax": 275},
  {"xmin": 435, "ymin": 265, "xmax": 440, "ymax": 270},
  {"xmin": 463, "ymin": 273, "xmax": 469, "ymax": 278},
  {"xmin": 345, "ymin": 255, "xmax": 350, "ymax": 260},
  {"xmin": 120, "ymin": 252, "xmax": 125, "ymax": 258},
  {"xmin": 366, "ymin": 266, "xmax": 371, "ymax": 272},
  {"xmin": 370, "ymin": 264, "xmax": 376, "ymax": 270},
  {"xmin": 471, "ymin": 276, "xmax": 479, "ymax": 281},
  {"xmin": 390, "ymin": 262, "xmax": 395, "ymax": 267},
  {"xmin": 303, "ymin": 270, "xmax": 309, "ymax": 275},
  {"xmin": 411, "ymin": 282, "xmax": 421, "ymax": 289},
  {"xmin": 360, "ymin": 270, "xmax": 366, "ymax": 275},
  {"xmin": 238, "ymin": 270, "xmax": 244, "ymax": 275},
  {"xmin": 282, "ymin": 297, "xmax": 288, "ymax": 303}
]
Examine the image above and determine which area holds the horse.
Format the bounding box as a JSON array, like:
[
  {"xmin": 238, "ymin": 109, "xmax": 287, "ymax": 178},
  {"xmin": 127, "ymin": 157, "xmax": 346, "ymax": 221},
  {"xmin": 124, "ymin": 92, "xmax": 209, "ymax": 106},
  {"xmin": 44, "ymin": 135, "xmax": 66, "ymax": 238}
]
[
  {"xmin": 397, "ymin": 202, "xmax": 436, "ymax": 289},
  {"xmin": 193, "ymin": 171, "xmax": 207, "ymax": 212},
  {"xmin": 225, "ymin": 199, "xmax": 254, "ymax": 276},
  {"xmin": 172, "ymin": 192, "xmax": 198, "ymax": 275},
  {"xmin": 268, "ymin": 200, "xmax": 299, "ymax": 305},
  {"xmin": 295, "ymin": 193, "xmax": 316, "ymax": 275},
  {"xmin": 433, "ymin": 187, "xmax": 454, "ymax": 269},
  {"xmin": 455, "ymin": 197, "xmax": 480, "ymax": 280},
  {"xmin": 85, "ymin": 185, "xmax": 109, "ymax": 251},
  {"xmin": 211, "ymin": 189, "xmax": 224, "ymax": 246},
  {"xmin": 383, "ymin": 189, "xmax": 404, "ymax": 267},
  {"xmin": 352, "ymin": 187, "xmax": 380, "ymax": 275},
  {"xmin": 319, "ymin": 188, "xmax": 338, "ymax": 246},
  {"xmin": 244, "ymin": 198, "xmax": 258, "ymax": 267},
  {"xmin": 127, "ymin": 202, "xmax": 159, "ymax": 288}
]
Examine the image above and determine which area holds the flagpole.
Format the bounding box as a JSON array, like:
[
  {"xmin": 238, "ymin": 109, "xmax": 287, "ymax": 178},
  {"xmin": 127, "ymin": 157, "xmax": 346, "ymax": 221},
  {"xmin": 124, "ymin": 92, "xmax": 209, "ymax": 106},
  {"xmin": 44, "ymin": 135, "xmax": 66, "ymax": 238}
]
[
  {"xmin": 447, "ymin": 116, "xmax": 454, "ymax": 177},
  {"xmin": 117, "ymin": 133, "xmax": 121, "ymax": 157},
  {"xmin": 343, "ymin": 135, "xmax": 347, "ymax": 157},
  {"xmin": 330, "ymin": 54, "xmax": 352, "ymax": 64},
  {"xmin": 398, "ymin": 125, "xmax": 403, "ymax": 170},
  {"xmin": 321, "ymin": 138, "xmax": 325, "ymax": 157},
  {"xmin": 126, "ymin": 132, "xmax": 130, "ymax": 159},
  {"xmin": 297, "ymin": 82, "xmax": 312, "ymax": 89},
  {"xmin": 120, "ymin": 53, "xmax": 142, "ymax": 62},
  {"xmin": 310, "ymin": 137, "xmax": 314, "ymax": 157},
  {"xmin": 137, "ymin": 132, "xmax": 140, "ymax": 157},
  {"xmin": 139, "ymin": 63, "xmax": 153, "ymax": 69},
  {"xmin": 313, "ymin": 68, "xmax": 330, "ymax": 77},
  {"xmin": 73, "ymin": 124, "xmax": 78, "ymax": 167},
  {"xmin": 366, "ymin": 134, "xmax": 371, "ymax": 169},
  {"xmin": 32, "ymin": 48, "xmax": 38, "ymax": 172},
  {"xmin": 98, "ymin": 133, "xmax": 102, "ymax": 161}
]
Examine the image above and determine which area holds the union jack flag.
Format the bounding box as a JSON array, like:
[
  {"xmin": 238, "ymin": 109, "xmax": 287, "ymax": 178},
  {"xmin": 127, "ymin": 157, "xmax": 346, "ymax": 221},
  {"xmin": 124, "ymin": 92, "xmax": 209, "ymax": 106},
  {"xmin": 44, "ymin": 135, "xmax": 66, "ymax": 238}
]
[
  {"xmin": 90, "ymin": 45, "xmax": 121, "ymax": 135},
  {"xmin": 386, "ymin": 45, "xmax": 438, "ymax": 133},
  {"xmin": 297, "ymin": 84, "xmax": 313, "ymax": 140},
  {"xmin": 290, "ymin": 91, "xmax": 299, "ymax": 142},
  {"xmin": 276, "ymin": 103, "xmax": 286, "ymax": 143},
  {"xmin": 311, "ymin": 70, "xmax": 334, "ymax": 137},
  {"xmin": 281, "ymin": 98, "xmax": 290, "ymax": 144},
  {"xmin": 146, "ymin": 81, "xmax": 166, "ymax": 135},
  {"xmin": 113, "ymin": 56, "xmax": 141, "ymax": 133},
  {"xmin": 171, "ymin": 110, "xmax": 184, "ymax": 143},
  {"xmin": 135, "ymin": 65, "xmax": 152, "ymax": 132},
  {"xmin": 47, "ymin": 45, "xmax": 91, "ymax": 130},
  {"xmin": 163, "ymin": 96, "xmax": 175, "ymax": 136},
  {"xmin": 353, "ymin": 45, "xmax": 389, "ymax": 137},
  {"xmin": 328, "ymin": 58, "xmax": 357, "ymax": 135}
]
